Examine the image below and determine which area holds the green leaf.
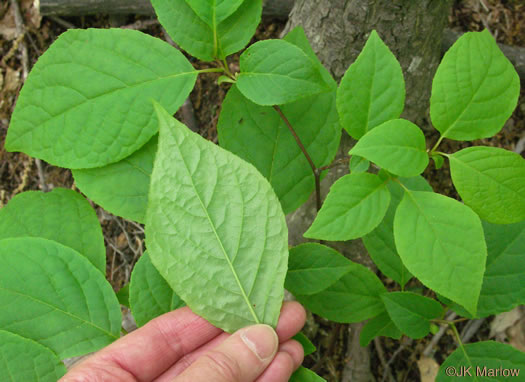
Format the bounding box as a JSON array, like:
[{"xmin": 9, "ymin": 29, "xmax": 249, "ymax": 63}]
[
  {"xmin": 146, "ymin": 104, "xmax": 288, "ymax": 333},
  {"xmin": 476, "ymin": 220, "xmax": 525, "ymax": 317},
  {"xmin": 337, "ymin": 30, "xmax": 405, "ymax": 139},
  {"xmin": 393, "ymin": 191, "xmax": 487, "ymax": 316},
  {"xmin": 381, "ymin": 292, "xmax": 443, "ymax": 339},
  {"xmin": 437, "ymin": 341, "xmax": 525, "ymax": 381},
  {"xmin": 217, "ymin": 85, "xmax": 340, "ymax": 213},
  {"xmin": 0, "ymin": 330, "xmax": 67, "ymax": 381},
  {"xmin": 432, "ymin": 154, "xmax": 445, "ymax": 169},
  {"xmin": 237, "ymin": 39, "xmax": 331, "ymax": 105},
  {"xmin": 283, "ymin": 26, "xmax": 336, "ymax": 89},
  {"xmin": 152, "ymin": 0, "xmax": 261, "ymax": 61},
  {"xmin": 0, "ymin": 237, "xmax": 121, "ymax": 359},
  {"xmin": 448, "ymin": 146, "xmax": 525, "ymax": 224},
  {"xmin": 349, "ymin": 119, "xmax": 428, "ymax": 177},
  {"xmin": 5, "ymin": 29, "xmax": 197, "ymax": 169},
  {"xmin": 116, "ymin": 284, "xmax": 130, "ymax": 308},
  {"xmin": 73, "ymin": 135, "xmax": 157, "ymax": 223},
  {"xmin": 349, "ymin": 155, "xmax": 370, "ymax": 174},
  {"xmin": 285, "ymin": 243, "xmax": 353, "ymax": 295},
  {"xmin": 129, "ymin": 252, "xmax": 185, "ymax": 327},
  {"xmin": 290, "ymin": 366, "xmax": 327, "ymax": 382},
  {"xmin": 294, "ymin": 262, "xmax": 386, "ymax": 323},
  {"xmin": 0, "ymin": 188, "xmax": 105, "ymax": 273},
  {"xmin": 363, "ymin": 176, "xmax": 432, "ymax": 287},
  {"xmin": 304, "ymin": 173, "xmax": 390, "ymax": 241},
  {"xmin": 359, "ymin": 311, "xmax": 402, "ymax": 347},
  {"xmin": 292, "ymin": 332, "xmax": 316, "ymax": 357},
  {"xmin": 430, "ymin": 30, "xmax": 520, "ymax": 141},
  {"xmin": 185, "ymin": 0, "xmax": 244, "ymax": 26}
]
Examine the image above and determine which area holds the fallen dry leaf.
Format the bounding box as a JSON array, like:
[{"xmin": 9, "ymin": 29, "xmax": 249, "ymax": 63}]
[
  {"xmin": 489, "ymin": 307, "xmax": 522, "ymax": 339},
  {"xmin": 0, "ymin": 4, "xmax": 17, "ymax": 40},
  {"xmin": 508, "ymin": 306, "xmax": 525, "ymax": 353},
  {"xmin": 417, "ymin": 356, "xmax": 440, "ymax": 382}
]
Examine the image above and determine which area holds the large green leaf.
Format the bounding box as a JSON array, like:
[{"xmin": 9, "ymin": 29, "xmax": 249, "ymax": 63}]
[
  {"xmin": 349, "ymin": 119, "xmax": 428, "ymax": 177},
  {"xmin": 185, "ymin": 0, "xmax": 244, "ymax": 27},
  {"xmin": 381, "ymin": 292, "xmax": 443, "ymax": 339},
  {"xmin": 393, "ymin": 191, "xmax": 487, "ymax": 316},
  {"xmin": 294, "ymin": 262, "xmax": 386, "ymax": 323},
  {"xmin": 363, "ymin": 176, "xmax": 431, "ymax": 286},
  {"xmin": 283, "ymin": 26, "xmax": 336, "ymax": 90},
  {"xmin": 476, "ymin": 221, "xmax": 525, "ymax": 317},
  {"xmin": 437, "ymin": 341, "xmax": 525, "ymax": 381},
  {"xmin": 337, "ymin": 30, "xmax": 405, "ymax": 139},
  {"xmin": 217, "ymin": 86, "xmax": 340, "ymax": 213},
  {"xmin": 360, "ymin": 311, "xmax": 402, "ymax": 347},
  {"xmin": 73, "ymin": 135, "xmax": 157, "ymax": 223},
  {"xmin": 0, "ymin": 188, "xmax": 105, "ymax": 273},
  {"xmin": 5, "ymin": 29, "xmax": 197, "ymax": 169},
  {"xmin": 448, "ymin": 146, "xmax": 525, "ymax": 224},
  {"xmin": 129, "ymin": 252, "xmax": 185, "ymax": 327},
  {"xmin": 304, "ymin": 173, "xmax": 390, "ymax": 241},
  {"xmin": 290, "ymin": 367, "xmax": 327, "ymax": 382},
  {"xmin": 0, "ymin": 330, "xmax": 66, "ymax": 381},
  {"xmin": 0, "ymin": 238, "xmax": 121, "ymax": 359},
  {"xmin": 146, "ymin": 104, "xmax": 288, "ymax": 333},
  {"xmin": 285, "ymin": 243, "xmax": 352, "ymax": 295},
  {"xmin": 430, "ymin": 30, "xmax": 520, "ymax": 141},
  {"xmin": 237, "ymin": 39, "xmax": 331, "ymax": 105},
  {"xmin": 152, "ymin": 0, "xmax": 261, "ymax": 61}
]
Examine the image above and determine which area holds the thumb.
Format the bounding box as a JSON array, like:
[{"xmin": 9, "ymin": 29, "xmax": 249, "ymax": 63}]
[{"xmin": 176, "ymin": 324, "xmax": 279, "ymax": 382}]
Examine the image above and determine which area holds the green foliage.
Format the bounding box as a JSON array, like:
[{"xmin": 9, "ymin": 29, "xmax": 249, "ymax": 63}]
[
  {"xmin": 292, "ymin": 332, "xmax": 316, "ymax": 357},
  {"xmin": 145, "ymin": 104, "xmax": 288, "ymax": 333},
  {"xmin": 2, "ymin": 0, "xmax": 524, "ymax": 378},
  {"xmin": 129, "ymin": 252, "xmax": 185, "ymax": 327}
]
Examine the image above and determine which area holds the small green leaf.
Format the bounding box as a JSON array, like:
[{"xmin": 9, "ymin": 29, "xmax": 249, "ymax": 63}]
[
  {"xmin": 430, "ymin": 30, "xmax": 520, "ymax": 141},
  {"xmin": 0, "ymin": 330, "xmax": 67, "ymax": 381},
  {"xmin": 129, "ymin": 252, "xmax": 185, "ymax": 327},
  {"xmin": 217, "ymin": 85, "xmax": 340, "ymax": 213},
  {"xmin": 217, "ymin": 75, "xmax": 235, "ymax": 85},
  {"xmin": 337, "ymin": 30, "xmax": 405, "ymax": 139},
  {"xmin": 349, "ymin": 119, "xmax": 428, "ymax": 177},
  {"xmin": 0, "ymin": 238, "xmax": 121, "ymax": 359},
  {"xmin": 349, "ymin": 155, "xmax": 370, "ymax": 174},
  {"xmin": 292, "ymin": 332, "xmax": 316, "ymax": 357},
  {"xmin": 73, "ymin": 136, "xmax": 157, "ymax": 223},
  {"xmin": 237, "ymin": 39, "xmax": 331, "ymax": 105},
  {"xmin": 393, "ymin": 191, "xmax": 487, "ymax": 316},
  {"xmin": 363, "ymin": 176, "xmax": 431, "ymax": 286},
  {"xmin": 359, "ymin": 311, "xmax": 402, "ymax": 347},
  {"xmin": 0, "ymin": 188, "xmax": 105, "ymax": 273},
  {"xmin": 437, "ymin": 341, "xmax": 525, "ymax": 381},
  {"xmin": 153, "ymin": 0, "xmax": 261, "ymax": 61},
  {"xmin": 290, "ymin": 366, "xmax": 327, "ymax": 382},
  {"xmin": 185, "ymin": 0, "xmax": 244, "ymax": 27},
  {"xmin": 294, "ymin": 262, "xmax": 387, "ymax": 323},
  {"xmin": 432, "ymin": 153, "xmax": 445, "ymax": 169},
  {"xmin": 5, "ymin": 29, "xmax": 197, "ymax": 169},
  {"xmin": 283, "ymin": 26, "xmax": 336, "ymax": 89},
  {"xmin": 304, "ymin": 173, "xmax": 390, "ymax": 241},
  {"xmin": 449, "ymin": 146, "xmax": 525, "ymax": 224},
  {"xmin": 476, "ymin": 220, "xmax": 525, "ymax": 317},
  {"xmin": 381, "ymin": 292, "xmax": 443, "ymax": 339},
  {"xmin": 285, "ymin": 243, "xmax": 353, "ymax": 295},
  {"xmin": 146, "ymin": 104, "xmax": 288, "ymax": 333},
  {"xmin": 116, "ymin": 284, "xmax": 130, "ymax": 307}
]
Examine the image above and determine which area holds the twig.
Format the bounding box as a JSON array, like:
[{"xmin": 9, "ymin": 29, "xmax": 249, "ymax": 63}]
[
  {"xmin": 121, "ymin": 19, "xmax": 159, "ymax": 30},
  {"xmin": 180, "ymin": 98, "xmax": 200, "ymax": 132},
  {"xmin": 318, "ymin": 157, "xmax": 350, "ymax": 172},
  {"xmin": 374, "ymin": 337, "xmax": 395, "ymax": 382},
  {"xmin": 382, "ymin": 338, "xmax": 413, "ymax": 382},
  {"xmin": 10, "ymin": 0, "xmax": 29, "ymax": 80},
  {"xmin": 423, "ymin": 312, "xmax": 457, "ymax": 357},
  {"xmin": 273, "ymin": 105, "xmax": 321, "ymax": 212},
  {"xmin": 514, "ymin": 134, "xmax": 525, "ymax": 155},
  {"xmin": 460, "ymin": 318, "xmax": 485, "ymax": 343},
  {"xmin": 34, "ymin": 158, "xmax": 49, "ymax": 192},
  {"xmin": 48, "ymin": 15, "xmax": 77, "ymax": 29}
]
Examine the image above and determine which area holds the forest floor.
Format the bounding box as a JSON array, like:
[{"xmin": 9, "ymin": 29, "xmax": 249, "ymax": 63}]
[{"xmin": 0, "ymin": 0, "xmax": 524, "ymax": 381}]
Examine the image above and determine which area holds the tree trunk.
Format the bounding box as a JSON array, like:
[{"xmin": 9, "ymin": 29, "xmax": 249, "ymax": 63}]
[{"xmin": 283, "ymin": 1, "xmax": 452, "ymax": 381}]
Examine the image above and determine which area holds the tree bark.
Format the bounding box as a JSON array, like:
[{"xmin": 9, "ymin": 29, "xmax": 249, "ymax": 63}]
[
  {"xmin": 39, "ymin": 0, "xmax": 295, "ymax": 18},
  {"xmin": 283, "ymin": 1, "xmax": 452, "ymax": 381}
]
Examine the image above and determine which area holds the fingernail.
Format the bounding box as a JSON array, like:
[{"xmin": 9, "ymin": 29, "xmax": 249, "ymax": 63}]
[{"xmin": 240, "ymin": 324, "xmax": 278, "ymax": 361}]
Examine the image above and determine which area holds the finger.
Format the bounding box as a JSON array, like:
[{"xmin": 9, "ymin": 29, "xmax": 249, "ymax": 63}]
[
  {"xmin": 61, "ymin": 307, "xmax": 222, "ymax": 382},
  {"xmin": 175, "ymin": 324, "xmax": 279, "ymax": 382},
  {"xmin": 277, "ymin": 339, "xmax": 305, "ymax": 370},
  {"xmin": 255, "ymin": 351, "xmax": 296, "ymax": 382},
  {"xmin": 275, "ymin": 301, "xmax": 307, "ymax": 342}
]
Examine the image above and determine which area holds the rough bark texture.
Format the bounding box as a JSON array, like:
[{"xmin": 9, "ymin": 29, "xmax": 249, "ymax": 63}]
[
  {"xmin": 283, "ymin": 0, "xmax": 452, "ymax": 127},
  {"xmin": 39, "ymin": 0, "xmax": 295, "ymax": 18},
  {"xmin": 283, "ymin": 1, "xmax": 452, "ymax": 381}
]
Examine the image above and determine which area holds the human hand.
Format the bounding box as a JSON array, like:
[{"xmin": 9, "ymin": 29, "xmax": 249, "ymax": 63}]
[{"xmin": 60, "ymin": 301, "xmax": 306, "ymax": 382}]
